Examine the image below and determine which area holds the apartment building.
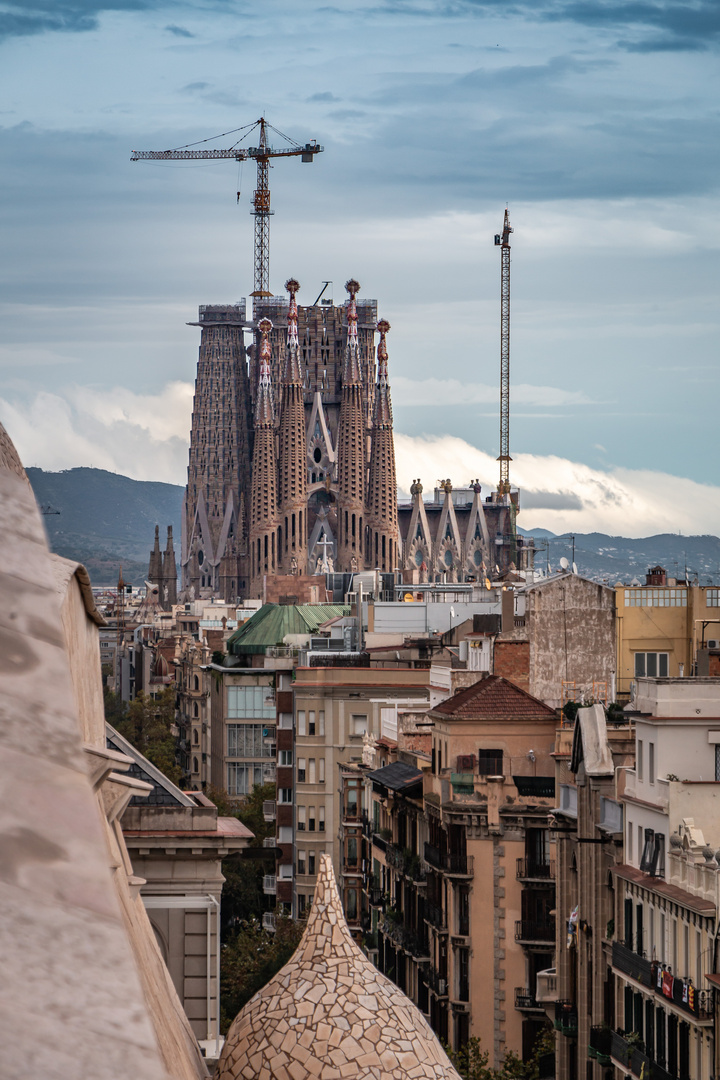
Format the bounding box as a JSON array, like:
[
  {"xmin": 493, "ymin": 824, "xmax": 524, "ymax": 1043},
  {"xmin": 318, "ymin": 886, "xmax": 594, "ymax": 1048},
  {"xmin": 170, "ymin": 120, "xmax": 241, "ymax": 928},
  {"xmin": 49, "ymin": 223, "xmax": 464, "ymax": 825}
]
[
  {"xmin": 610, "ymin": 677, "xmax": 720, "ymax": 1080},
  {"xmin": 616, "ymin": 567, "xmax": 720, "ymax": 697},
  {"xmin": 549, "ymin": 704, "xmax": 634, "ymax": 1080}
]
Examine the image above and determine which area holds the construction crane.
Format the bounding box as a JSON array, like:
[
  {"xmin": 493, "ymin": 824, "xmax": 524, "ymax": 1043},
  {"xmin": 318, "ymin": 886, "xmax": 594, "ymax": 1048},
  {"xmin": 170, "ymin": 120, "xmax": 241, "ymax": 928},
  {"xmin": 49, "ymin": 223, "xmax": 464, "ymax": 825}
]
[
  {"xmin": 131, "ymin": 118, "xmax": 323, "ymax": 305},
  {"xmin": 494, "ymin": 209, "xmax": 513, "ymax": 494}
]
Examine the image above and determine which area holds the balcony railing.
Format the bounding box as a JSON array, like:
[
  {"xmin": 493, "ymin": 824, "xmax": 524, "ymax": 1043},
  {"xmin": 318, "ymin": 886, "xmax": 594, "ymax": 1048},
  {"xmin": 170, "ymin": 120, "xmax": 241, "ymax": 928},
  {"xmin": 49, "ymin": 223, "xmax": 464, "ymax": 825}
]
[
  {"xmin": 424, "ymin": 901, "xmax": 447, "ymax": 932},
  {"xmin": 515, "ymin": 988, "xmax": 542, "ymax": 1011},
  {"xmin": 368, "ymin": 884, "xmax": 385, "ymax": 907},
  {"xmin": 611, "ymin": 941, "xmax": 654, "ymax": 988},
  {"xmin": 554, "ymin": 1000, "xmax": 578, "ymax": 1037},
  {"xmin": 515, "ymin": 919, "xmax": 555, "ymax": 944},
  {"xmin": 379, "ymin": 918, "xmax": 430, "ymax": 959},
  {"xmin": 423, "ymin": 843, "xmax": 473, "ymax": 876},
  {"xmin": 650, "ymin": 964, "xmax": 714, "ymax": 1021},
  {"xmin": 610, "ymin": 1030, "xmax": 674, "ymax": 1080},
  {"xmin": 262, "ymin": 875, "xmax": 277, "ymax": 894},
  {"xmin": 426, "ymin": 968, "xmax": 448, "ymax": 997},
  {"xmin": 516, "ymin": 858, "xmax": 556, "ymax": 881},
  {"xmin": 262, "ymin": 912, "xmax": 276, "ymax": 932},
  {"xmin": 262, "ymin": 800, "xmax": 276, "ymax": 821},
  {"xmin": 536, "ymin": 967, "xmax": 558, "ymax": 1004},
  {"xmin": 588, "ymin": 1026, "xmax": 612, "ymax": 1066},
  {"xmin": 387, "ymin": 843, "xmax": 426, "ymax": 881}
]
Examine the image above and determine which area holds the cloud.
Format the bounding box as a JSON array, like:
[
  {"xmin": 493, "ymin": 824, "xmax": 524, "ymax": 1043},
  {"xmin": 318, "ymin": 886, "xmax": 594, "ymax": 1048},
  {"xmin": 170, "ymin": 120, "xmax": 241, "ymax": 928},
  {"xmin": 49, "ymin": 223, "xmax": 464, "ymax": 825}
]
[
  {"xmin": 0, "ymin": 1, "xmax": 156, "ymax": 41},
  {"xmin": 307, "ymin": 92, "xmax": 340, "ymax": 103},
  {"xmin": 166, "ymin": 24, "xmax": 194, "ymax": 38},
  {"xmin": 3, "ymin": 381, "xmax": 720, "ymax": 539},
  {"xmin": 394, "ymin": 433, "xmax": 720, "ymax": 537},
  {"xmin": 392, "ymin": 376, "xmax": 592, "ymax": 408},
  {"xmin": 181, "ymin": 81, "xmax": 210, "ymax": 92}
]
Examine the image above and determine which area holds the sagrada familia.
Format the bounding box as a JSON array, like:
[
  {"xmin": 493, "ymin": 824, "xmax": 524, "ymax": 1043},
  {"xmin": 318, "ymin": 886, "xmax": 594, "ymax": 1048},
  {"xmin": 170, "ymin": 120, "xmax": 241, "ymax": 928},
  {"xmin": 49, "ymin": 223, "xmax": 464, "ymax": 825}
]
[{"xmin": 180, "ymin": 279, "xmax": 528, "ymax": 603}]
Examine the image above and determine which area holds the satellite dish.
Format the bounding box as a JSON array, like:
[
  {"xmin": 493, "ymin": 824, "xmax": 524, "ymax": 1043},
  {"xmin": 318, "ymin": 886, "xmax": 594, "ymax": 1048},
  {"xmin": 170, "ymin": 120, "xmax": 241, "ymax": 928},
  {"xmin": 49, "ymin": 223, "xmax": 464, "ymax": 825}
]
[
  {"xmin": 572, "ymin": 562, "xmax": 578, "ymax": 575},
  {"xmin": 560, "ymin": 557, "xmax": 569, "ymax": 571},
  {"xmin": 485, "ymin": 577, "xmax": 492, "ymax": 590}
]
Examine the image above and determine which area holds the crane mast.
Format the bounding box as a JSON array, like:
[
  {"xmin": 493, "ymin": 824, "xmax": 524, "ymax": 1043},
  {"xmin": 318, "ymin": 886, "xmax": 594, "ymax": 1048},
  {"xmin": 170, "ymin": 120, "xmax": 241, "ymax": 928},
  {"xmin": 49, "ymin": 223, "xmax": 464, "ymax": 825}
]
[
  {"xmin": 494, "ymin": 209, "xmax": 513, "ymax": 494},
  {"xmin": 131, "ymin": 118, "xmax": 323, "ymax": 308}
]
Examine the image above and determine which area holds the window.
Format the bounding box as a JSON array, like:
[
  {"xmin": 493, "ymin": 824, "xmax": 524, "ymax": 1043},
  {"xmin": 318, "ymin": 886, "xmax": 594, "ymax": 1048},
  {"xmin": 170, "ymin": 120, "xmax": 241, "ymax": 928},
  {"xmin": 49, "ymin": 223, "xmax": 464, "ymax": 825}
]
[
  {"xmin": 308, "ymin": 711, "xmax": 316, "ymax": 736},
  {"xmin": 297, "ymin": 710, "xmax": 306, "ymax": 736},
  {"xmin": 715, "ymin": 744, "xmax": 720, "ymax": 782},
  {"xmin": 297, "ymin": 758, "xmax": 306, "ymax": 783},
  {"xmin": 193, "ymin": 729, "xmax": 199, "ymax": 744},
  {"xmin": 227, "ymin": 762, "xmax": 263, "ymax": 795},
  {"xmin": 318, "ymin": 710, "xmax": 325, "ymax": 736},
  {"xmin": 319, "ymin": 757, "xmax": 325, "ymax": 783},
  {"xmin": 308, "ymin": 807, "xmax": 316, "ymax": 832},
  {"xmin": 308, "ymin": 758, "xmax": 316, "ymax": 784},
  {"xmin": 477, "ymin": 749, "xmax": 503, "ymax": 776},
  {"xmin": 297, "ymin": 806, "xmax": 306, "ymax": 831},
  {"xmin": 628, "ymin": 821, "xmax": 634, "ymax": 862},
  {"xmin": 278, "ymin": 826, "xmax": 292, "ymax": 843},
  {"xmin": 640, "ymin": 829, "xmax": 655, "ymax": 873},
  {"xmin": 319, "ymin": 807, "xmax": 325, "ymax": 832},
  {"xmin": 345, "ymin": 887, "xmax": 358, "ymax": 921},
  {"xmin": 227, "ymin": 685, "xmax": 275, "ymax": 718},
  {"xmin": 625, "ymin": 588, "xmax": 687, "ymax": 607},
  {"xmin": 278, "ymin": 787, "xmax": 292, "ymax": 803},
  {"xmin": 308, "ymin": 852, "xmax": 316, "ymax": 875},
  {"xmin": 298, "ymin": 894, "xmax": 307, "ymax": 915},
  {"xmin": 279, "ymin": 750, "xmax": 293, "ymax": 766},
  {"xmin": 649, "ymin": 742, "xmax": 655, "ymax": 785},
  {"xmin": 634, "ymin": 652, "xmax": 669, "ymax": 678},
  {"xmin": 297, "ymin": 851, "xmax": 305, "ymax": 875},
  {"xmin": 351, "ymin": 714, "xmax": 368, "ymax": 737},
  {"xmin": 278, "ymin": 864, "xmax": 293, "ymax": 880},
  {"xmin": 227, "ymin": 724, "xmax": 275, "ymax": 758},
  {"xmin": 637, "ymin": 740, "xmax": 644, "ymax": 781},
  {"xmin": 707, "ymin": 589, "xmax": 720, "ymax": 607}
]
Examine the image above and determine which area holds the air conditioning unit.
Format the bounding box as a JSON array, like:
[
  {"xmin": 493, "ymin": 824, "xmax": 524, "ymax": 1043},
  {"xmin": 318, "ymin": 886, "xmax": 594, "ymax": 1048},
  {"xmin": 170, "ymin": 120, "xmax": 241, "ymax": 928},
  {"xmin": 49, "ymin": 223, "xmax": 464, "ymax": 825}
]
[{"xmin": 707, "ymin": 640, "xmax": 719, "ymax": 650}]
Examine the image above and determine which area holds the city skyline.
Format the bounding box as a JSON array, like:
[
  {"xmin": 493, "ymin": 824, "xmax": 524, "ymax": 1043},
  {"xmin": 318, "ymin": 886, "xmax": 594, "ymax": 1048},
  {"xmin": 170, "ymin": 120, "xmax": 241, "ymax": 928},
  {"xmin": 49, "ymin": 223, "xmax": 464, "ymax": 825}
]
[{"xmin": 1, "ymin": 0, "xmax": 719, "ymax": 537}]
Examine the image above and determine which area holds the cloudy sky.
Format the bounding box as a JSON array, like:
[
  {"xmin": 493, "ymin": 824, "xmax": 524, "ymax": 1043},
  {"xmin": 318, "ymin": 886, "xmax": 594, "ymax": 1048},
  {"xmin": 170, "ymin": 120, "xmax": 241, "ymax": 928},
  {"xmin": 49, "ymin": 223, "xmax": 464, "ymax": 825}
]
[{"xmin": 1, "ymin": 0, "xmax": 719, "ymax": 537}]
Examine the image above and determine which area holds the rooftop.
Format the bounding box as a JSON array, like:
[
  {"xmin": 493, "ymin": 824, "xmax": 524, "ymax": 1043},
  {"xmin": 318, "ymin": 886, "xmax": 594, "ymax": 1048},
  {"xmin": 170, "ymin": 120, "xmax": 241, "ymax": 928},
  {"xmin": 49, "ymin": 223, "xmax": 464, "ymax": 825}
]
[{"xmin": 432, "ymin": 675, "xmax": 558, "ymax": 722}]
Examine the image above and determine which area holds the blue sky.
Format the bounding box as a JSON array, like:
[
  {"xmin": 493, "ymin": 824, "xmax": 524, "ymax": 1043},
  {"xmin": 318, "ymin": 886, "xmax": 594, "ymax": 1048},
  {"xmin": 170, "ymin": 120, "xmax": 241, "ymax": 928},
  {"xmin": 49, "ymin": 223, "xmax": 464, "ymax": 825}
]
[{"xmin": 1, "ymin": 0, "xmax": 719, "ymax": 536}]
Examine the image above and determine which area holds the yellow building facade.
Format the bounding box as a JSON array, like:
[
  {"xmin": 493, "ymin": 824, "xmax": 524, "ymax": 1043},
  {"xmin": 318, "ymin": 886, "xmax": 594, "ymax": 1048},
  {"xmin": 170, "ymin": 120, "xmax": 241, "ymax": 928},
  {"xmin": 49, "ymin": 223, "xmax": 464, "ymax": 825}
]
[{"xmin": 615, "ymin": 580, "xmax": 720, "ymax": 697}]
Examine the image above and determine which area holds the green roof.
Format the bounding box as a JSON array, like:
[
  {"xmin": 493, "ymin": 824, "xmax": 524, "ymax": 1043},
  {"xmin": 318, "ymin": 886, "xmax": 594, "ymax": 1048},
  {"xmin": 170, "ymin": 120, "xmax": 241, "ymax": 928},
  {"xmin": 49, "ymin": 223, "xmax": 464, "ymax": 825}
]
[{"xmin": 227, "ymin": 603, "xmax": 349, "ymax": 656}]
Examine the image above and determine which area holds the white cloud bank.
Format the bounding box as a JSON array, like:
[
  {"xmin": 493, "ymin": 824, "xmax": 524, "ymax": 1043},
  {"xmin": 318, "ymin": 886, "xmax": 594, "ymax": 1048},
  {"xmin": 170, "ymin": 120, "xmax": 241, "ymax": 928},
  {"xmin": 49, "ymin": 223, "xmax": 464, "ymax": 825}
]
[{"xmin": 2, "ymin": 384, "xmax": 719, "ymax": 539}]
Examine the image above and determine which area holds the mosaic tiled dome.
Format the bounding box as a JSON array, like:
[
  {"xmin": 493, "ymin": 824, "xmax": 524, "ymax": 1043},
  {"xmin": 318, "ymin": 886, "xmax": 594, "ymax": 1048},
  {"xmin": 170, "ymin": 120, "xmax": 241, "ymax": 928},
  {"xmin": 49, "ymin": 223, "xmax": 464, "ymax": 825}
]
[{"xmin": 217, "ymin": 854, "xmax": 461, "ymax": 1080}]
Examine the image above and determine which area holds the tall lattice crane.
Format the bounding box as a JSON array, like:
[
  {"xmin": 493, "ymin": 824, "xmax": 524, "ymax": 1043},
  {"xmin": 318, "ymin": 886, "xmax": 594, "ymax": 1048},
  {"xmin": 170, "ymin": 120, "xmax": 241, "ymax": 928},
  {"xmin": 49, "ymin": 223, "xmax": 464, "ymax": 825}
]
[
  {"xmin": 131, "ymin": 118, "xmax": 323, "ymax": 304},
  {"xmin": 494, "ymin": 208, "xmax": 513, "ymax": 494}
]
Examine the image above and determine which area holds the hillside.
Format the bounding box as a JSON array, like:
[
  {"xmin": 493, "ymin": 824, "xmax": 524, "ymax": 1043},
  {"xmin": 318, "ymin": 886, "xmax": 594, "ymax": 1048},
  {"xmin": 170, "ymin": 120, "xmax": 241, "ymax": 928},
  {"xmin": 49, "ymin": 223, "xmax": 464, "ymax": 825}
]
[
  {"xmin": 27, "ymin": 467, "xmax": 183, "ymax": 585},
  {"xmin": 25, "ymin": 467, "xmax": 720, "ymax": 587}
]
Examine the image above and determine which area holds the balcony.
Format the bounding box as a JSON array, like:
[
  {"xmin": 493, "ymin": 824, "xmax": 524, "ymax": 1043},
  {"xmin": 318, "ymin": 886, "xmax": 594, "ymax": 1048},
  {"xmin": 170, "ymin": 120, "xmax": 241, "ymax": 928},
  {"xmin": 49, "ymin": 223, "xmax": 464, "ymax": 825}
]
[
  {"xmin": 426, "ymin": 968, "xmax": 448, "ymax": 998},
  {"xmin": 262, "ymin": 875, "xmax": 277, "ymax": 895},
  {"xmin": 379, "ymin": 917, "xmax": 430, "ymax": 960},
  {"xmin": 263, "ymin": 800, "xmax": 276, "ymax": 821},
  {"xmin": 536, "ymin": 967, "xmax": 558, "ymax": 1004},
  {"xmin": 609, "ymin": 1031, "xmax": 673, "ymax": 1080},
  {"xmin": 611, "ymin": 941, "xmax": 653, "ymax": 989},
  {"xmin": 372, "ymin": 832, "xmax": 389, "ymax": 853},
  {"xmin": 424, "ymin": 901, "xmax": 447, "ymax": 932},
  {"xmin": 516, "ymin": 858, "xmax": 555, "ymax": 882},
  {"xmin": 515, "ymin": 919, "xmax": 555, "ymax": 945},
  {"xmin": 515, "ymin": 988, "xmax": 543, "ymax": 1012},
  {"xmin": 588, "ymin": 1026, "xmax": 611, "ymax": 1067},
  {"xmin": 423, "ymin": 843, "xmax": 473, "ymax": 877},
  {"xmin": 387, "ymin": 843, "xmax": 426, "ymax": 882},
  {"xmin": 554, "ymin": 1000, "xmax": 577, "ymax": 1038},
  {"xmin": 262, "ymin": 912, "xmax": 276, "ymax": 932}
]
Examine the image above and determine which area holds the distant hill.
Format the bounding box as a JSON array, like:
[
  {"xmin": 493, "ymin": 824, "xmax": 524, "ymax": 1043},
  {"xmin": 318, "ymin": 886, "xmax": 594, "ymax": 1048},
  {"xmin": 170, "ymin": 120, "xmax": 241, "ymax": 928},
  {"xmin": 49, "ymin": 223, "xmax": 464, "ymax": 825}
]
[
  {"xmin": 27, "ymin": 467, "xmax": 183, "ymax": 586},
  {"xmin": 519, "ymin": 528, "xmax": 720, "ymax": 585},
  {"xmin": 25, "ymin": 467, "xmax": 720, "ymax": 588}
]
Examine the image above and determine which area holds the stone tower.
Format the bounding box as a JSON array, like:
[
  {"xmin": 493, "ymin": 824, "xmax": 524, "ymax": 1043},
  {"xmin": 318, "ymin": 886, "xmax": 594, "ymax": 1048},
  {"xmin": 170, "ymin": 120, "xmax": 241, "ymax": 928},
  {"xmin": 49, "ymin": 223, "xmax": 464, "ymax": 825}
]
[
  {"xmin": 335, "ymin": 279, "xmax": 367, "ymax": 572},
  {"xmin": 162, "ymin": 525, "xmax": 178, "ymax": 608},
  {"xmin": 365, "ymin": 319, "xmax": 399, "ymax": 571},
  {"xmin": 249, "ymin": 318, "xmax": 280, "ymax": 593},
  {"xmin": 181, "ymin": 304, "xmax": 251, "ymax": 602},
  {"xmin": 277, "ymin": 279, "xmax": 308, "ymax": 575}
]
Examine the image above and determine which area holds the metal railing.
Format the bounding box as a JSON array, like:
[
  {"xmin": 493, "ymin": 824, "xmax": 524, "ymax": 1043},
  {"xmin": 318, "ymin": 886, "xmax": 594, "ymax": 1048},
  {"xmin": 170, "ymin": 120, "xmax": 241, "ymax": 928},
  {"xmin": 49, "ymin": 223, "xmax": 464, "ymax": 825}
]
[
  {"xmin": 609, "ymin": 1032, "xmax": 673, "ymax": 1080},
  {"xmin": 516, "ymin": 858, "xmax": 556, "ymax": 881},
  {"xmin": 423, "ymin": 843, "xmax": 473, "ymax": 876},
  {"xmin": 588, "ymin": 1026, "xmax": 611, "ymax": 1065},
  {"xmin": 262, "ymin": 875, "xmax": 277, "ymax": 894},
  {"xmin": 554, "ymin": 999, "xmax": 578, "ymax": 1037},
  {"xmin": 515, "ymin": 988, "xmax": 541, "ymax": 1010},
  {"xmin": 424, "ymin": 901, "xmax": 447, "ymax": 931},
  {"xmin": 515, "ymin": 919, "xmax": 555, "ymax": 944},
  {"xmin": 611, "ymin": 941, "xmax": 654, "ymax": 988}
]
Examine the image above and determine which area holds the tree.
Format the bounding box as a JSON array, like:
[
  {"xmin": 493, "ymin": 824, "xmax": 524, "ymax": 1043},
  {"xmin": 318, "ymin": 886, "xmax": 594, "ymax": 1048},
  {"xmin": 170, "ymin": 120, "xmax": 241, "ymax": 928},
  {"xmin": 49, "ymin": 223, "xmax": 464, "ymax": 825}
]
[
  {"xmin": 444, "ymin": 1028, "xmax": 555, "ymax": 1080},
  {"xmin": 111, "ymin": 686, "xmax": 183, "ymax": 786},
  {"xmin": 220, "ymin": 913, "xmax": 305, "ymax": 1032}
]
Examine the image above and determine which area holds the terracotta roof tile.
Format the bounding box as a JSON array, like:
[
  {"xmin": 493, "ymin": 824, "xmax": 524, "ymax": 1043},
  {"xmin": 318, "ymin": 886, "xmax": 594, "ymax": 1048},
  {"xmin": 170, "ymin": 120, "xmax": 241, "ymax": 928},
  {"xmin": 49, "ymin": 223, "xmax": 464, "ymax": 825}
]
[{"xmin": 432, "ymin": 675, "xmax": 558, "ymax": 721}]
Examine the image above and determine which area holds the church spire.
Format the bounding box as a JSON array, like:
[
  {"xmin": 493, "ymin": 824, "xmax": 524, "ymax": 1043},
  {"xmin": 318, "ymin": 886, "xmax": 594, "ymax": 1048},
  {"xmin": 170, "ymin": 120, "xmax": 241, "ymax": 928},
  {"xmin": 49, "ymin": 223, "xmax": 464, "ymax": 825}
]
[
  {"xmin": 249, "ymin": 318, "xmax": 279, "ymax": 593},
  {"xmin": 161, "ymin": 525, "xmax": 177, "ymax": 609},
  {"xmin": 365, "ymin": 319, "xmax": 398, "ymax": 571},
  {"xmin": 336, "ymin": 279, "xmax": 366, "ymax": 571},
  {"xmin": 148, "ymin": 525, "xmax": 162, "ymax": 583},
  {"xmin": 278, "ymin": 278, "xmax": 308, "ymax": 574}
]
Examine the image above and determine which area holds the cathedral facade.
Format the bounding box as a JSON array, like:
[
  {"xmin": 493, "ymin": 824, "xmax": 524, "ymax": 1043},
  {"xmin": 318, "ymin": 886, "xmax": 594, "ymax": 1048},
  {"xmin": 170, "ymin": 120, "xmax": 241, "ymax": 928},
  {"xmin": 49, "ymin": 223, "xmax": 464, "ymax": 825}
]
[{"xmin": 181, "ymin": 280, "xmax": 398, "ymax": 602}]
